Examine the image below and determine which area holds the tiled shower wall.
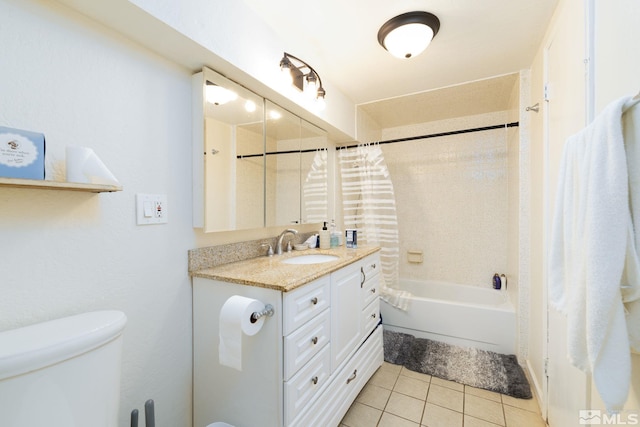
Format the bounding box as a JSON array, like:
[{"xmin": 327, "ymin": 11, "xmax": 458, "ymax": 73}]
[{"xmin": 381, "ymin": 111, "xmax": 514, "ymax": 289}]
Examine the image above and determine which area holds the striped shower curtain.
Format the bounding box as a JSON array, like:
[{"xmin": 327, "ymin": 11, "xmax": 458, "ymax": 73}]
[{"xmin": 339, "ymin": 143, "xmax": 410, "ymax": 310}]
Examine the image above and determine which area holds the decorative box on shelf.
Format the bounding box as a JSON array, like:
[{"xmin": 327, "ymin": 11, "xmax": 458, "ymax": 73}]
[{"xmin": 0, "ymin": 126, "xmax": 45, "ymax": 180}]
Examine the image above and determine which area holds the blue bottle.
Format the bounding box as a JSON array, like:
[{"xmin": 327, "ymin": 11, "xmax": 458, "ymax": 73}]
[{"xmin": 493, "ymin": 273, "xmax": 501, "ymax": 290}]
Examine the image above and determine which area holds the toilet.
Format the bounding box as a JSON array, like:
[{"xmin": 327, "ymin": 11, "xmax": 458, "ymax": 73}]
[{"xmin": 0, "ymin": 310, "xmax": 127, "ymax": 427}]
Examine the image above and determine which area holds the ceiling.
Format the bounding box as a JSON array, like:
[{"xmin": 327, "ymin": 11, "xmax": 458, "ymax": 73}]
[{"xmin": 241, "ymin": 0, "xmax": 558, "ymax": 125}]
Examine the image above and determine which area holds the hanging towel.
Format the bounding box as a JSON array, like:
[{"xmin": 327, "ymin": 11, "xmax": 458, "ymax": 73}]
[
  {"xmin": 549, "ymin": 95, "xmax": 639, "ymax": 413},
  {"xmin": 622, "ymin": 96, "xmax": 640, "ymax": 352}
]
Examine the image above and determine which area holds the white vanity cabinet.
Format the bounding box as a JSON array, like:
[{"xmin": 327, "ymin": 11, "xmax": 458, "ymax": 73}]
[{"xmin": 192, "ymin": 250, "xmax": 383, "ymax": 427}]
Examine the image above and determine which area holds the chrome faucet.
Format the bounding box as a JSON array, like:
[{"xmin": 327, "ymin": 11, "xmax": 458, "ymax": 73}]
[{"xmin": 275, "ymin": 228, "xmax": 298, "ymax": 255}]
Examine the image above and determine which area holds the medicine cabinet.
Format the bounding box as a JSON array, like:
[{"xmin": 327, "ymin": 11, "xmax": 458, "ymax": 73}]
[{"xmin": 193, "ymin": 67, "xmax": 328, "ymax": 232}]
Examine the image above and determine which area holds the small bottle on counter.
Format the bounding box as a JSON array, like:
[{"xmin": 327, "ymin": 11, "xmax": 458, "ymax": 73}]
[
  {"xmin": 330, "ymin": 219, "xmax": 339, "ymax": 248},
  {"xmin": 319, "ymin": 221, "xmax": 330, "ymax": 249}
]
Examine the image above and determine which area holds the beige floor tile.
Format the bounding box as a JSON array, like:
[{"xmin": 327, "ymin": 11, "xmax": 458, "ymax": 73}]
[
  {"xmin": 394, "ymin": 375, "xmax": 430, "ymax": 400},
  {"xmin": 369, "ymin": 367, "xmax": 400, "ymax": 390},
  {"xmin": 378, "ymin": 412, "xmax": 421, "ymax": 427},
  {"xmin": 421, "ymin": 402, "xmax": 463, "ymax": 427},
  {"xmin": 400, "ymin": 366, "xmax": 432, "ymax": 383},
  {"xmin": 356, "ymin": 383, "xmax": 392, "ymax": 410},
  {"xmin": 464, "ymin": 394, "xmax": 505, "ymax": 426},
  {"xmin": 465, "ymin": 385, "xmax": 502, "ymax": 403},
  {"xmin": 380, "ymin": 361, "xmax": 403, "ymax": 374},
  {"xmin": 502, "ymin": 394, "xmax": 541, "ymax": 414},
  {"xmin": 430, "ymin": 376, "xmax": 465, "ymax": 392},
  {"xmin": 340, "ymin": 401, "xmax": 382, "ymax": 427},
  {"xmin": 426, "ymin": 384, "xmax": 464, "ymax": 412},
  {"xmin": 503, "ymin": 404, "xmax": 547, "ymax": 427},
  {"xmin": 464, "ymin": 415, "xmax": 503, "ymax": 427},
  {"xmin": 385, "ymin": 391, "xmax": 426, "ymax": 424}
]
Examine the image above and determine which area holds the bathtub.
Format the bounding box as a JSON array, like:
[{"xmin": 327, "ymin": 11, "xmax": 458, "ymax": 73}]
[{"xmin": 380, "ymin": 279, "xmax": 516, "ymax": 355}]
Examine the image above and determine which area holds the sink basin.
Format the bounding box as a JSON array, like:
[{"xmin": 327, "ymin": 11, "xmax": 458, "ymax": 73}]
[{"xmin": 281, "ymin": 254, "xmax": 340, "ymax": 265}]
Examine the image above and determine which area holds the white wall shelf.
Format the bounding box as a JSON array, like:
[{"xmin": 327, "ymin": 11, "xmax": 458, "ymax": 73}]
[{"xmin": 0, "ymin": 177, "xmax": 122, "ymax": 193}]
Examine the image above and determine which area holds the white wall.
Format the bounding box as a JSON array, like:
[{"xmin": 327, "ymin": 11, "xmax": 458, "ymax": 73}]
[{"xmin": 0, "ymin": 1, "xmax": 194, "ymax": 425}]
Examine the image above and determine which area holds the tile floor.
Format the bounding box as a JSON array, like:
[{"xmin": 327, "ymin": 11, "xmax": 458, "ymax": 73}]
[{"xmin": 340, "ymin": 362, "xmax": 547, "ymax": 427}]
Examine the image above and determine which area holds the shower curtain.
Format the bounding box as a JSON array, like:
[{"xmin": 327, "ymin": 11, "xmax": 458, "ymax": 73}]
[{"xmin": 339, "ymin": 143, "xmax": 411, "ymax": 310}]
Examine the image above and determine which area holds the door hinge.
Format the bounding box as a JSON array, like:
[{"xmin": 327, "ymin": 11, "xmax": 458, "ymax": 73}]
[
  {"xmin": 544, "ymin": 358, "xmax": 549, "ymax": 377},
  {"xmin": 544, "ymin": 83, "xmax": 550, "ymax": 102}
]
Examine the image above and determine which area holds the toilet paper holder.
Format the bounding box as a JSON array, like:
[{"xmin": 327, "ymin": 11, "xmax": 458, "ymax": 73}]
[{"xmin": 250, "ymin": 304, "xmax": 274, "ymax": 323}]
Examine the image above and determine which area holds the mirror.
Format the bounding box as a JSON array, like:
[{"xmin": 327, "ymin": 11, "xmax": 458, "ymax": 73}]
[{"xmin": 193, "ymin": 67, "xmax": 328, "ymax": 232}]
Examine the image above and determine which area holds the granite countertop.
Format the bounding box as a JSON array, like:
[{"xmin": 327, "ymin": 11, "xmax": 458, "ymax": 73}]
[{"xmin": 191, "ymin": 245, "xmax": 380, "ymax": 292}]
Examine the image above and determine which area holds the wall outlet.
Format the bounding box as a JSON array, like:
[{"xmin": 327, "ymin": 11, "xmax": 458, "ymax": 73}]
[{"xmin": 136, "ymin": 194, "xmax": 168, "ymax": 225}]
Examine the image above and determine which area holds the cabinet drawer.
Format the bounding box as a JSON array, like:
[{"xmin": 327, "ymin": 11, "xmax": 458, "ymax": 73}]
[
  {"xmin": 361, "ymin": 299, "xmax": 380, "ymax": 339},
  {"xmin": 284, "ymin": 308, "xmax": 330, "ymax": 381},
  {"xmin": 361, "ymin": 272, "xmax": 379, "ymax": 307},
  {"xmin": 284, "ymin": 344, "xmax": 331, "ymax": 425},
  {"xmin": 360, "ymin": 253, "xmax": 380, "ymax": 283},
  {"xmin": 290, "ymin": 325, "xmax": 383, "ymax": 427},
  {"xmin": 283, "ymin": 276, "xmax": 330, "ymax": 335}
]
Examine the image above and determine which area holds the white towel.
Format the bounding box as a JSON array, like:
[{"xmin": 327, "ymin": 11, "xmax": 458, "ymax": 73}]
[
  {"xmin": 549, "ymin": 95, "xmax": 639, "ymax": 413},
  {"xmin": 622, "ymin": 97, "xmax": 640, "ymax": 352}
]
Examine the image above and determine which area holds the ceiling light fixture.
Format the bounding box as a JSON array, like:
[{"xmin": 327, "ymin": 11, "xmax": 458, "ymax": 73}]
[
  {"xmin": 279, "ymin": 52, "xmax": 326, "ymax": 110},
  {"xmin": 377, "ymin": 11, "xmax": 440, "ymax": 59}
]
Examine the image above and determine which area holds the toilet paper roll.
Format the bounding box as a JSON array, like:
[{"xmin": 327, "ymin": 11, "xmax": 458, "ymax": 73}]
[
  {"xmin": 219, "ymin": 296, "xmax": 265, "ymax": 371},
  {"xmin": 66, "ymin": 146, "xmax": 120, "ymax": 185}
]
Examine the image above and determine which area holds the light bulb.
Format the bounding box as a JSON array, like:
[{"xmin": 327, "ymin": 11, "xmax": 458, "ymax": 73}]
[
  {"xmin": 245, "ymin": 100, "xmax": 256, "ymax": 112},
  {"xmin": 269, "ymin": 110, "xmax": 282, "ymax": 120},
  {"xmin": 205, "ymin": 84, "xmax": 237, "ymax": 105},
  {"xmin": 305, "ymin": 74, "xmax": 318, "ymax": 98}
]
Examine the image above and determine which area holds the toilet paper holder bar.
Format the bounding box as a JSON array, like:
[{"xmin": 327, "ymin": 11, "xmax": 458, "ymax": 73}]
[{"xmin": 250, "ymin": 304, "xmax": 274, "ymax": 323}]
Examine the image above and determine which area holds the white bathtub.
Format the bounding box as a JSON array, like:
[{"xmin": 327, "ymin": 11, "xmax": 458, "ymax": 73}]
[{"xmin": 380, "ymin": 279, "xmax": 516, "ymax": 355}]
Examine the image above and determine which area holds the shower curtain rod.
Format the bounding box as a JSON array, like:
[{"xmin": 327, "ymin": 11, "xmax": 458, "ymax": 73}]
[
  {"xmin": 340, "ymin": 121, "xmax": 519, "ymax": 149},
  {"xmin": 234, "ymin": 122, "xmax": 519, "ymax": 158},
  {"xmin": 236, "ymin": 147, "xmax": 326, "ymax": 159}
]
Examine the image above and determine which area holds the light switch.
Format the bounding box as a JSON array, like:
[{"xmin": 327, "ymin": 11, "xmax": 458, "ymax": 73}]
[
  {"xmin": 143, "ymin": 201, "xmax": 153, "ymax": 218},
  {"xmin": 136, "ymin": 194, "xmax": 168, "ymax": 225}
]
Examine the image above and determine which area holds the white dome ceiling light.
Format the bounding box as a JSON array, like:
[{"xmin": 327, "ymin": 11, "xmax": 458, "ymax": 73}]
[{"xmin": 377, "ymin": 11, "xmax": 441, "ymax": 59}]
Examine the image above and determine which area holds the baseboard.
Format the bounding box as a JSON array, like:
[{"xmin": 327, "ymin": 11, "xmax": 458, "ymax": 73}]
[{"xmin": 525, "ymin": 358, "xmax": 546, "ymax": 417}]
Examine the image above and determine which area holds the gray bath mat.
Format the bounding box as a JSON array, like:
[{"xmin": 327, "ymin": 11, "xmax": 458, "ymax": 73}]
[{"xmin": 383, "ymin": 329, "xmax": 532, "ymax": 399}]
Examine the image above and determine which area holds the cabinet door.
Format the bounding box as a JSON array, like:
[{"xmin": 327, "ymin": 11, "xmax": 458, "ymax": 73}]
[{"xmin": 331, "ymin": 262, "xmax": 361, "ymax": 372}]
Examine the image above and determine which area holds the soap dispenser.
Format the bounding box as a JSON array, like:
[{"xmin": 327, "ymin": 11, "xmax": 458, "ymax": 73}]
[
  {"xmin": 319, "ymin": 221, "xmax": 330, "ymax": 249},
  {"xmin": 330, "ymin": 219, "xmax": 339, "ymax": 248}
]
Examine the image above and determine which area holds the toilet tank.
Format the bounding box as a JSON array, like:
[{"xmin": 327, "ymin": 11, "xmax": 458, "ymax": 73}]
[{"xmin": 0, "ymin": 310, "xmax": 127, "ymax": 427}]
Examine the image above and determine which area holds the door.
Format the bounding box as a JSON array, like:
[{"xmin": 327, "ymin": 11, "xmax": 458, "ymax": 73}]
[
  {"xmin": 331, "ymin": 262, "xmax": 362, "ymax": 372},
  {"xmin": 544, "ymin": 2, "xmax": 590, "ymax": 425}
]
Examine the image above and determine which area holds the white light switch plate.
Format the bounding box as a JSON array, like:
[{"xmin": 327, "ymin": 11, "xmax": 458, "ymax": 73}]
[{"xmin": 136, "ymin": 193, "xmax": 168, "ymax": 225}]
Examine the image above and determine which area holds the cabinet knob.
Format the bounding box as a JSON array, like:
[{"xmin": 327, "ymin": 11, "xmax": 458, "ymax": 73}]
[
  {"xmin": 311, "ymin": 376, "xmax": 318, "ymax": 385},
  {"xmin": 311, "ymin": 336, "xmax": 318, "ymax": 345},
  {"xmin": 346, "ymin": 369, "xmax": 358, "ymax": 384},
  {"xmin": 371, "ymin": 288, "xmax": 376, "ymax": 293},
  {"xmin": 371, "ymin": 313, "xmax": 377, "ymax": 319},
  {"xmin": 311, "ymin": 297, "xmax": 318, "ymax": 305}
]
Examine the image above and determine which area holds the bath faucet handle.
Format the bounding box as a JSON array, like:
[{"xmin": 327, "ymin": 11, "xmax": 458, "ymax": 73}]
[{"xmin": 261, "ymin": 243, "xmax": 274, "ymax": 257}]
